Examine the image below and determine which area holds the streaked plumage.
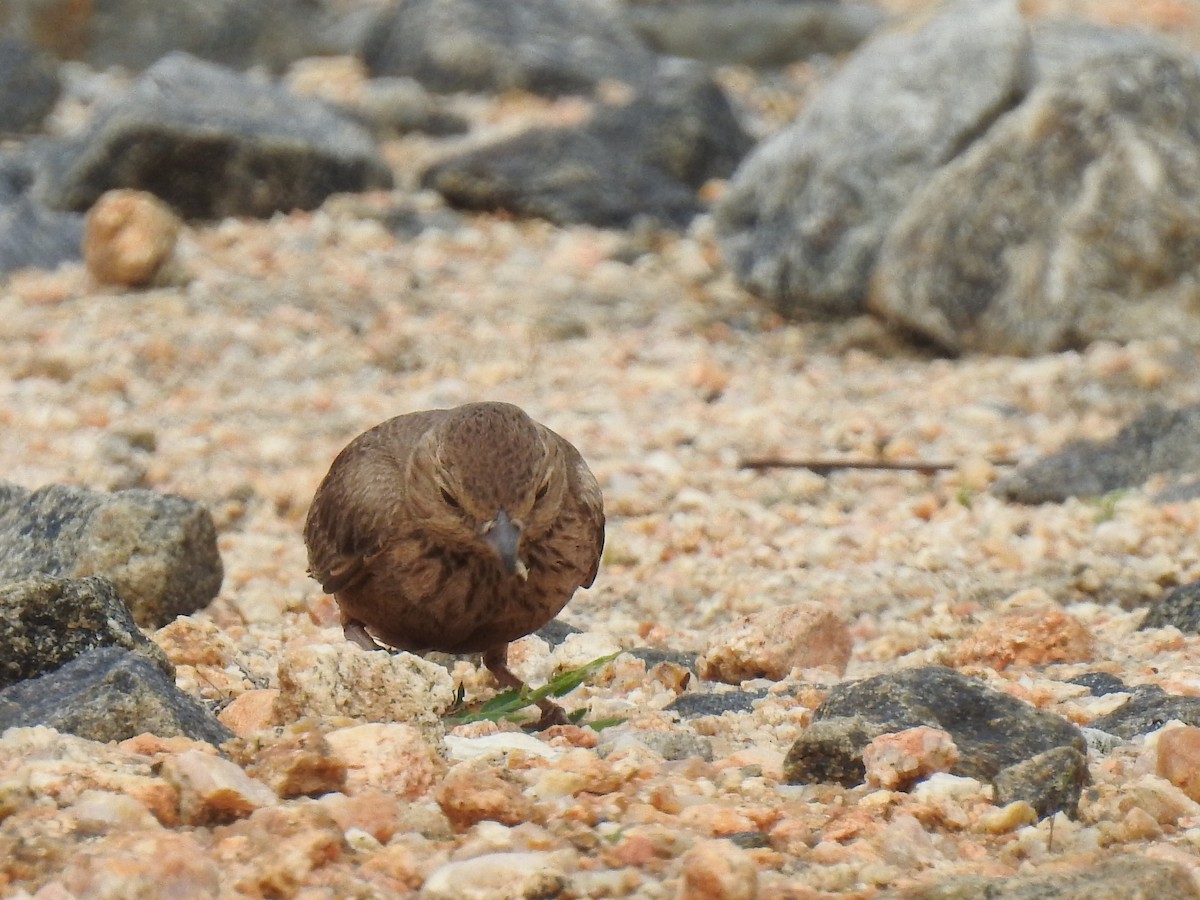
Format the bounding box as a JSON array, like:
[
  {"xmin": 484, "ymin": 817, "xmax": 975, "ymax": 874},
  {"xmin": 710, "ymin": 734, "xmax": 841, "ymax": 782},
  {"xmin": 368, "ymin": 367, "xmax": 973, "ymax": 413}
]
[{"xmin": 304, "ymin": 401, "xmax": 605, "ymax": 727}]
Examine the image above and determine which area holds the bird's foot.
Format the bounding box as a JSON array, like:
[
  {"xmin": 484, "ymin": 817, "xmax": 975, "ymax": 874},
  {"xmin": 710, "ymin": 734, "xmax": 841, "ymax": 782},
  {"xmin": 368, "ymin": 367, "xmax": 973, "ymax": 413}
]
[
  {"xmin": 531, "ymin": 699, "xmax": 570, "ymax": 731},
  {"xmin": 484, "ymin": 645, "xmax": 571, "ymax": 731},
  {"xmin": 344, "ymin": 620, "xmax": 385, "ymax": 651}
]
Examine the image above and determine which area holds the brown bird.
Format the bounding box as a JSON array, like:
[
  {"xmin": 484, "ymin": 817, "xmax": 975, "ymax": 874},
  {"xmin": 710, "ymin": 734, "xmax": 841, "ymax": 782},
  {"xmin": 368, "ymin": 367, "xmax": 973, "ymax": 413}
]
[{"xmin": 304, "ymin": 401, "xmax": 605, "ymax": 728}]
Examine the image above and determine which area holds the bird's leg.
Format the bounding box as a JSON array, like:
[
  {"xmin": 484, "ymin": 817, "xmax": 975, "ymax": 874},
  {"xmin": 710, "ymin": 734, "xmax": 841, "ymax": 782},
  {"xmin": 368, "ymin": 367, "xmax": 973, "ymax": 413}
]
[
  {"xmin": 343, "ymin": 618, "xmax": 385, "ymax": 651},
  {"xmin": 483, "ymin": 645, "xmax": 569, "ymax": 730}
]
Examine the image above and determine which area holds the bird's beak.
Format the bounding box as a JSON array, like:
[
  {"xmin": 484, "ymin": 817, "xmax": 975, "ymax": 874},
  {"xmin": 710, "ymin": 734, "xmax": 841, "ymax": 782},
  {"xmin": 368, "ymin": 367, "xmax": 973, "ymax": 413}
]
[{"xmin": 482, "ymin": 508, "xmax": 528, "ymax": 579}]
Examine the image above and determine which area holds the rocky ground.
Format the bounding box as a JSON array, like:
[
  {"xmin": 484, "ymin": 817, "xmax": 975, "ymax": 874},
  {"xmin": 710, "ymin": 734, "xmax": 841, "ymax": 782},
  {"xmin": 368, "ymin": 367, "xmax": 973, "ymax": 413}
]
[{"xmin": 6, "ymin": 1, "xmax": 1200, "ymax": 898}]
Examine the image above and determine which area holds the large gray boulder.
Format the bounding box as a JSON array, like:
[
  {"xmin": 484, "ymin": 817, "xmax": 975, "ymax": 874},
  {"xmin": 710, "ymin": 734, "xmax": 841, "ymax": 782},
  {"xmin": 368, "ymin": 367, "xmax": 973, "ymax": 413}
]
[
  {"xmin": 623, "ymin": 1, "xmax": 886, "ymax": 67},
  {"xmin": 871, "ymin": 48, "xmax": 1200, "ymax": 354},
  {"xmin": 422, "ymin": 62, "xmax": 751, "ymax": 228},
  {"xmin": 0, "ymin": 575, "xmax": 173, "ymax": 689},
  {"xmin": 363, "ymin": 0, "xmax": 658, "ymax": 96},
  {"xmin": 0, "ymin": 647, "xmax": 233, "ymax": 746},
  {"xmin": 35, "ymin": 53, "xmax": 393, "ymax": 220},
  {"xmin": 0, "ymin": 0, "xmax": 350, "ymax": 72},
  {"xmin": 714, "ymin": 0, "xmax": 1028, "ymax": 317},
  {"xmin": 0, "ymin": 481, "xmax": 223, "ymax": 628}
]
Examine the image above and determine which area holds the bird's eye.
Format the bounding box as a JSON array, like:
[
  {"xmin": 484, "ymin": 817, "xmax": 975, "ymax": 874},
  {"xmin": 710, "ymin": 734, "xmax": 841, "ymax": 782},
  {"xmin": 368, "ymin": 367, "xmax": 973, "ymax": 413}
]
[
  {"xmin": 441, "ymin": 488, "xmax": 462, "ymax": 510},
  {"xmin": 534, "ymin": 479, "xmax": 551, "ymax": 502}
]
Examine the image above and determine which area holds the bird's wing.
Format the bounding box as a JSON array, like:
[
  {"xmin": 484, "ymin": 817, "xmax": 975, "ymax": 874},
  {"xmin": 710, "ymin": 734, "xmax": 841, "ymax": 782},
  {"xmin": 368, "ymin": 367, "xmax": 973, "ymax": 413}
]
[
  {"xmin": 562, "ymin": 441, "xmax": 606, "ymax": 589},
  {"xmin": 304, "ymin": 411, "xmax": 444, "ymax": 594}
]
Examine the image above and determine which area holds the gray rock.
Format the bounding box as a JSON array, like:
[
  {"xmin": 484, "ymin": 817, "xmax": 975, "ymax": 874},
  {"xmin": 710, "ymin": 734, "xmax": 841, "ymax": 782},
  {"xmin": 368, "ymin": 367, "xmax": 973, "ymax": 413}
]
[
  {"xmin": 0, "ymin": 194, "xmax": 84, "ymax": 278},
  {"xmin": 714, "ymin": 0, "xmax": 1028, "ymax": 317},
  {"xmin": 1142, "ymin": 580, "xmax": 1200, "ymax": 633},
  {"xmin": 0, "ymin": 37, "xmax": 61, "ymax": 133},
  {"xmin": 421, "ymin": 62, "xmax": 751, "ymax": 228},
  {"xmin": 0, "ymin": 481, "xmax": 223, "ymax": 628},
  {"xmin": 0, "ymin": 0, "xmax": 348, "ymax": 73},
  {"xmin": 0, "ymin": 575, "xmax": 172, "ymax": 690},
  {"xmin": 598, "ymin": 727, "xmax": 714, "ymax": 761},
  {"xmin": 0, "ymin": 646, "xmax": 232, "ymax": 746},
  {"xmin": 1069, "ymin": 671, "xmax": 1129, "ymax": 695},
  {"xmin": 893, "ymin": 855, "xmax": 1200, "ymax": 899},
  {"xmin": 35, "ymin": 52, "xmax": 393, "ymax": 219},
  {"xmin": 871, "ymin": 49, "xmax": 1200, "ymax": 355},
  {"xmin": 1029, "ymin": 18, "xmax": 1183, "ymax": 83},
  {"xmin": 1079, "ymin": 727, "xmax": 1124, "ymax": 757},
  {"xmin": 667, "ymin": 688, "xmax": 766, "ymax": 718},
  {"xmin": 362, "ymin": 0, "xmax": 658, "ymax": 96},
  {"xmin": 788, "ymin": 667, "xmax": 1084, "ymax": 784},
  {"xmin": 783, "ymin": 715, "xmax": 888, "ymax": 786},
  {"xmin": 993, "ymin": 405, "xmax": 1200, "ymax": 503},
  {"xmin": 992, "ymin": 745, "xmax": 1088, "ymax": 819},
  {"xmin": 1090, "ymin": 686, "xmax": 1200, "ymax": 739},
  {"xmin": 535, "ymin": 618, "xmax": 584, "ymax": 648},
  {"xmin": 355, "ymin": 78, "xmax": 469, "ymax": 137},
  {"xmin": 624, "ymin": 1, "xmax": 886, "ymax": 67}
]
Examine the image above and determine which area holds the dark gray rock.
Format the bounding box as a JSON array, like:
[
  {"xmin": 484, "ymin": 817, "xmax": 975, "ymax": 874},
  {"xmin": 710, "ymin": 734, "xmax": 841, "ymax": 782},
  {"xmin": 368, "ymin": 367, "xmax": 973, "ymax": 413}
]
[
  {"xmin": 667, "ymin": 688, "xmax": 766, "ymax": 718},
  {"xmin": 421, "ymin": 62, "xmax": 751, "ymax": 228},
  {"xmin": 1090, "ymin": 686, "xmax": 1200, "ymax": 739},
  {"xmin": 535, "ymin": 618, "xmax": 584, "ymax": 647},
  {"xmin": 0, "ymin": 193, "xmax": 84, "ymax": 278},
  {"xmin": 783, "ymin": 715, "xmax": 888, "ymax": 786},
  {"xmin": 1142, "ymin": 580, "xmax": 1200, "ymax": 633},
  {"xmin": 0, "ymin": 37, "xmax": 61, "ymax": 133},
  {"xmin": 0, "ymin": 0, "xmax": 350, "ymax": 73},
  {"xmin": 714, "ymin": 0, "xmax": 1027, "ymax": 317},
  {"xmin": 35, "ymin": 52, "xmax": 393, "ymax": 220},
  {"xmin": 362, "ymin": 0, "xmax": 658, "ymax": 96},
  {"xmin": 624, "ymin": 1, "xmax": 886, "ymax": 67},
  {"xmin": 871, "ymin": 49, "xmax": 1200, "ymax": 355},
  {"xmin": 0, "ymin": 575, "xmax": 172, "ymax": 690},
  {"xmin": 788, "ymin": 667, "xmax": 1084, "ymax": 785},
  {"xmin": 894, "ymin": 855, "xmax": 1200, "ymax": 899},
  {"xmin": 1069, "ymin": 671, "xmax": 1130, "ymax": 695},
  {"xmin": 0, "ymin": 646, "xmax": 232, "ymax": 746},
  {"xmin": 992, "ymin": 745, "xmax": 1088, "ymax": 819},
  {"xmin": 993, "ymin": 405, "xmax": 1200, "ymax": 504},
  {"xmin": 0, "ymin": 481, "xmax": 223, "ymax": 628}
]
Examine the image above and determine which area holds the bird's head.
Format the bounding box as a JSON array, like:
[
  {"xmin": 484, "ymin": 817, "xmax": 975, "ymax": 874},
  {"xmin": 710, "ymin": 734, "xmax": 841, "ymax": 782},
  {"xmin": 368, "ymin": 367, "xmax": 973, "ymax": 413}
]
[{"xmin": 416, "ymin": 402, "xmax": 567, "ymax": 579}]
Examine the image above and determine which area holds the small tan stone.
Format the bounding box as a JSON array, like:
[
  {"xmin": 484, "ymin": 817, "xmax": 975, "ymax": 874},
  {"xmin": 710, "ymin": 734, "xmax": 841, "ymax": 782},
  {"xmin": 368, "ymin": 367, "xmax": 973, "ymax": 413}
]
[
  {"xmin": 152, "ymin": 616, "xmax": 238, "ymax": 667},
  {"xmin": 0, "ymin": 727, "xmax": 179, "ymax": 826},
  {"xmin": 211, "ymin": 802, "xmax": 346, "ymax": 898},
  {"xmin": 953, "ymin": 607, "xmax": 1095, "ymax": 670},
  {"xmin": 117, "ymin": 733, "xmax": 212, "ymax": 758},
  {"xmin": 66, "ymin": 790, "xmax": 162, "ymax": 835},
  {"xmin": 435, "ymin": 763, "xmax": 538, "ymax": 830},
  {"xmin": 244, "ymin": 727, "xmax": 347, "ymax": 798},
  {"xmin": 160, "ymin": 749, "xmax": 277, "ymax": 825},
  {"xmin": 1156, "ymin": 726, "xmax": 1200, "ymax": 802},
  {"xmin": 978, "ymin": 801, "xmax": 1038, "ymax": 834},
  {"xmin": 273, "ymin": 639, "xmax": 455, "ymax": 738},
  {"xmin": 84, "ymin": 189, "xmax": 181, "ymax": 287},
  {"xmin": 698, "ymin": 602, "xmax": 852, "ymax": 684},
  {"xmin": 678, "ymin": 838, "xmax": 758, "ymax": 900},
  {"xmin": 318, "ymin": 790, "xmax": 404, "ymax": 844},
  {"xmin": 862, "ymin": 726, "xmax": 959, "ymax": 791},
  {"xmin": 59, "ymin": 829, "xmax": 219, "ymax": 899},
  {"xmin": 419, "ymin": 850, "xmax": 572, "ymax": 900},
  {"xmin": 218, "ymin": 689, "xmax": 281, "ymax": 736},
  {"xmin": 324, "ymin": 722, "xmax": 442, "ymax": 798}
]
